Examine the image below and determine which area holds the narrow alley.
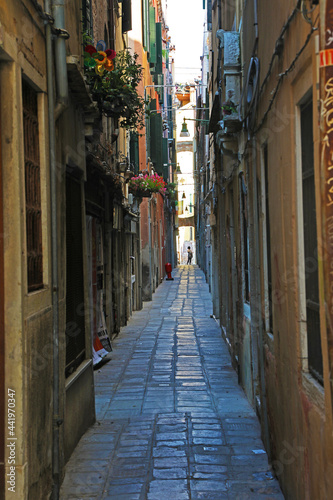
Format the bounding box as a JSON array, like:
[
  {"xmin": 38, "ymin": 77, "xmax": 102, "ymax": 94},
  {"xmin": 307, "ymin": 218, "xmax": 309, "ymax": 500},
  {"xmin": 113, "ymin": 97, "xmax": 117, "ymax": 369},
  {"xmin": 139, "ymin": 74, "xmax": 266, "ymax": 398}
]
[{"xmin": 60, "ymin": 266, "xmax": 284, "ymax": 500}]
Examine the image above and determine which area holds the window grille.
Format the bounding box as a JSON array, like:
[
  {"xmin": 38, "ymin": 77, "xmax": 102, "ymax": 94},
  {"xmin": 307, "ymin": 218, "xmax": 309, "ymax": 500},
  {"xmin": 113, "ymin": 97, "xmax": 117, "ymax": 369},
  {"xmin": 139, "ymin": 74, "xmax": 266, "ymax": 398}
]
[
  {"xmin": 82, "ymin": 0, "xmax": 93, "ymax": 38},
  {"xmin": 23, "ymin": 80, "xmax": 43, "ymax": 292},
  {"xmin": 300, "ymin": 98, "xmax": 323, "ymax": 384}
]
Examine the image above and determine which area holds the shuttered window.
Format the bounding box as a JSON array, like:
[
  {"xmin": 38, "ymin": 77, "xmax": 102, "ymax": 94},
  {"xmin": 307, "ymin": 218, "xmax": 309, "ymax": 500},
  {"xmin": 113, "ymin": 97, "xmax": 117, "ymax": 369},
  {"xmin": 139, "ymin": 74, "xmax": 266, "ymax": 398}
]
[
  {"xmin": 23, "ymin": 80, "xmax": 43, "ymax": 292},
  {"xmin": 65, "ymin": 176, "xmax": 86, "ymax": 377},
  {"xmin": 300, "ymin": 98, "xmax": 323, "ymax": 384},
  {"xmin": 207, "ymin": 0, "xmax": 212, "ymax": 29},
  {"xmin": 162, "ymin": 138, "xmax": 168, "ymax": 181},
  {"xmin": 130, "ymin": 132, "xmax": 139, "ymax": 174},
  {"xmin": 142, "ymin": 0, "xmax": 150, "ymax": 52},
  {"xmin": 149, "ymin": 5, "xmax": 156, "ymax": 65},
  {"xmin": 149, "ymin": 100, "xmax": 163, "ymax": 174},
  {"xmin": 122, "ymin": 0, "xmax": 132, "ymax": 33},
  {"xmin": 155, "ymin": 22, "xmax": 163, "ymax": 74}
]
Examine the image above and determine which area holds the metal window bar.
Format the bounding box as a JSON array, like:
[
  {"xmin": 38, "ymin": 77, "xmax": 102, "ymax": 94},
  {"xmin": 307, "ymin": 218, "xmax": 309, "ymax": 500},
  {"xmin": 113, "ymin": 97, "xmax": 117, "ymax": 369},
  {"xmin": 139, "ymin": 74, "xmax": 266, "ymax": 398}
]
[{"xmin": 23, "ymin": 80, "xmax": 43, "ymax": 292}]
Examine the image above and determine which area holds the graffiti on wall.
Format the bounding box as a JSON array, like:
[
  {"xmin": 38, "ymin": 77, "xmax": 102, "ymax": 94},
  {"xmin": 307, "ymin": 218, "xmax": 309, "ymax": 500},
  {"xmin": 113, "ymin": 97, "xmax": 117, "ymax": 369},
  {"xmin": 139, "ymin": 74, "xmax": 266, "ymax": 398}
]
[{"xmin": 320, "ymin": 2, "xmax": 333, "ymax": 388}]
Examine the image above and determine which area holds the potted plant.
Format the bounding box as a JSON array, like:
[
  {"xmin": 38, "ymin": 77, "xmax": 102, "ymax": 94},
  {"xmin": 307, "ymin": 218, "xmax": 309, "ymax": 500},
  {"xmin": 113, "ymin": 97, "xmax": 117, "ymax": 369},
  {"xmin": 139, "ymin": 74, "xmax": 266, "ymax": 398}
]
[
  {"xmin": 222, "ymin": 89, "xmax": 238, "ymax": 116},
  {"xmin": 84, "ymin": 38, "xmax": 145, "ymax": 129},
  {"xmin": 128, "ymin": 173, "xmax": 166, "ymax": 198},
  {"xmin": 165, "ymin": 182, "xmax": 177, "ymax": 199}
]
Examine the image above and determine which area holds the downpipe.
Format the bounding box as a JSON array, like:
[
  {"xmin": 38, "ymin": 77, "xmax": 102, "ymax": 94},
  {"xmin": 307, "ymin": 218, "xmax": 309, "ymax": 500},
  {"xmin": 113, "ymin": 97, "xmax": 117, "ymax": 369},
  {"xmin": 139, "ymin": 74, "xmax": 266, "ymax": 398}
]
[
  {"xmin": 44, "ymin": 0, "xmax": 69, "ymax": 498},
  {"xmin": 53, "ymin": 0, "xmax": 69, "ymax": 119},
  {"xmin": 148, "ymin": 199, "xmax": 153, "ymax": 299}
]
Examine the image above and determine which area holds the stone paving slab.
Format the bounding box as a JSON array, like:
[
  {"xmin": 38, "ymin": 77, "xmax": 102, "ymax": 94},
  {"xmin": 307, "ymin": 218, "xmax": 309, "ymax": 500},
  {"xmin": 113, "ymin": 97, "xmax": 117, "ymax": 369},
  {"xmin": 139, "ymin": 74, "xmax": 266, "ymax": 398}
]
[{"xmin": 60, "ymin": 266, "xmax": 284, "ymax": 500}]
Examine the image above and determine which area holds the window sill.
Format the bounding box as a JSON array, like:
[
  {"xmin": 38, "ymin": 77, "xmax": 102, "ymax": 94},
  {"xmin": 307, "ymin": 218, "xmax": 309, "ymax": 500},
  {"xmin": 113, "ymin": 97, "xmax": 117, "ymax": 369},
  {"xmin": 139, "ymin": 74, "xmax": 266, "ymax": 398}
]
[{"xmin": 65, "ymin": 359, "xmax": 93, "ymax": 391}]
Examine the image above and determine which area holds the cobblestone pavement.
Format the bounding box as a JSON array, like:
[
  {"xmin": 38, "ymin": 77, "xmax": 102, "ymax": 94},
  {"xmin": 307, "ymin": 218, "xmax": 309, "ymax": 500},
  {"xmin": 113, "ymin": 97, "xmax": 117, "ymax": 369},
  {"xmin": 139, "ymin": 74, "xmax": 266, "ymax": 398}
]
[{"xmin": 60, "ymin": 266, "xmax": 284, "ymax": 500}]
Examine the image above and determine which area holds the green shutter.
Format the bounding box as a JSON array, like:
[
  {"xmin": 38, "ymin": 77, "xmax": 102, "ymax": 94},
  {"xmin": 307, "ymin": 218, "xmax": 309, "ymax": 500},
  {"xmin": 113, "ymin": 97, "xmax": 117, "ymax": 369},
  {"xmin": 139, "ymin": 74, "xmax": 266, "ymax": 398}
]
[
  {"xmin": 162, "ymin": 138, "xmax": 168, "ymax": 181},
  {"xmin": 149, "ymin": 6, "xmax": 156, "ymax": 65},
  {"xmin": 142, "ymin": 0, "xmax": 149, "ymax": 52},
  {"xmin": 122, "ymin": 0, "xmax": 132, "ymax": 33},
  {"xmin": 150, "ymin": 100, "xmax": 163, "ymax": 174},
  {"xmin": 154, "ymin": 73, "xmax": 164, "ymax": 104},
  {"xmin": 130, "ymin": 132, "xmax": 139, "ymax": 174},
  {"xmin": 155, "ymin": 22, "xmax": 163, "ymax": 74}
]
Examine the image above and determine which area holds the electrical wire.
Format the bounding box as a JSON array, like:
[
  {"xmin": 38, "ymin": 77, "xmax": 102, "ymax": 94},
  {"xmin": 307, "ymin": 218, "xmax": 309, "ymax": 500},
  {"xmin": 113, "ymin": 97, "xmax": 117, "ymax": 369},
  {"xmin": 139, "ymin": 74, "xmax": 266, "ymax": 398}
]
[
  {"xmin": 257, "ymin": 0, "xmax": 302, "ymax": 101},
  {"xmin": 299, "ymin": 0, "xmax": 318, "ymax": 24},
  {"xmin": 254, "ymin": 21, "xmax": 318, "ymax": 134}
]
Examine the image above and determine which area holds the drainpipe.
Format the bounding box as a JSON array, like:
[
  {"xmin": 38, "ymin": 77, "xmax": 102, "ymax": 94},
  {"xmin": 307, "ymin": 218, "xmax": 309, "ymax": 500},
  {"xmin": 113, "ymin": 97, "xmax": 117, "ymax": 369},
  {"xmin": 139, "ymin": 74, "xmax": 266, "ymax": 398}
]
[
  {"xmin": 44, "ymin": 0, "xmax": 69, "ymax": 497},
  {"xmin": 254, "ymin": 0, "xmax": 258, "ymax": 42},
  {"xmin": 45, "ymin": 5, "xmax": 61, "ymax": 496},
  {"xmin": 148, "ymin": 199, "xmax": 153, "ymax": 299},
  {"xmin": 53, "ymin": 0, "xmax": 69, "ymax": 119}
]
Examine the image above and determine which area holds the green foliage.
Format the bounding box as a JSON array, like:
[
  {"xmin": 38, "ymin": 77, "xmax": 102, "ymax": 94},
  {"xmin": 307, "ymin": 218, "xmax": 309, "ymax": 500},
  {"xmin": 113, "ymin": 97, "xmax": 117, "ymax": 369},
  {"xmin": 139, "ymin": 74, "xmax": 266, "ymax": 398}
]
[
  {"xmin": 165, "ymin": 182, "xmax": 177, "ymax": 199},
  {"xmin": 222, "ymin": 102, "xmax": 238, "ymax": 115},
  {"xmin": 84, "ymin": 46, "xmax": 145, "ymax": 130}
]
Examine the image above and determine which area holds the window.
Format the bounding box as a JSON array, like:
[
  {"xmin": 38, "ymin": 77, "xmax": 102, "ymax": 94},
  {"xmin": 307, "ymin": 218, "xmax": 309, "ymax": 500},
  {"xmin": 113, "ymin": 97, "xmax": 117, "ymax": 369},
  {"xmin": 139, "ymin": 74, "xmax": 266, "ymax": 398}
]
[
  {"xmin": 149, "ymin": 5, "xmax": 157, "ymax": 66},
  {"xmin": 300, "ymin": 97, "xmax": 323, "ymax": 383},
  {"xmin": 263, "ymin": 144, "xmax": 273, "ymax": 332},
  {"xmin": 65, "ymin": 175, "xmax": 86, "ymax": 377},
  {"xmin": 23, "ymin": 80, "xmax": 43, "ymax": 292},
  {"xmin": 240, "ymin": 175, "xmax": 250, "ymax": 302},
  {"xmin": 108, "ymin": 0, "xmax": 116, "ymax": 50},
  {"xmin": 142, "ymin": 0, "xmax": 150, "ymax": 52},
  {"xmin": 130, "ymin": 132, "xmax": 139, "ymax": 174},
  {"xmin": 149, "ymin": 100, "xmax": 163, "ymax": 174},
  {"xmin": 122, "ymin": 0, "xmax": 132, "ymax": 33},
  {"xmin": 82, "ymin": 0, "xmax": 93, "ymax": 38}
]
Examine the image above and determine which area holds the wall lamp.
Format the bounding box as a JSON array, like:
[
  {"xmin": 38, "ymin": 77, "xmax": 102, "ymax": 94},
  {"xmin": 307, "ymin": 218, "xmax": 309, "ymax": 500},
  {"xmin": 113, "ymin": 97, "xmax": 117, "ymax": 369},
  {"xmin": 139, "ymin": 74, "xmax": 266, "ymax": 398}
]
[
  {"xmin": 185, "ymin": 204, "xmax": 195, "ymax": 213},
  {"xmin": 180, "ymin": 118, "xmax": 190, "ymax": 137},
  {"xmin": 180, "ymin": 117, "xmax": 210, "ymax": 137}
]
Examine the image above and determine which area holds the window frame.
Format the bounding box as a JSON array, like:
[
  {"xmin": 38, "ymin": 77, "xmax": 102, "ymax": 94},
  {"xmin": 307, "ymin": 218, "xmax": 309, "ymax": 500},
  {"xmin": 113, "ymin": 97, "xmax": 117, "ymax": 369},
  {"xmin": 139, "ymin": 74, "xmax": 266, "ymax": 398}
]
[
  {"xmin": 22, "ymin": 78, "xmax": 45, "ymax": 293},
  {"xmin": 260, "ymin": 142, "xmax": 274, "ymax": 335},
  {"xmin": 296, "ymin": 87, "xmax": 323, "ymax": 386}
]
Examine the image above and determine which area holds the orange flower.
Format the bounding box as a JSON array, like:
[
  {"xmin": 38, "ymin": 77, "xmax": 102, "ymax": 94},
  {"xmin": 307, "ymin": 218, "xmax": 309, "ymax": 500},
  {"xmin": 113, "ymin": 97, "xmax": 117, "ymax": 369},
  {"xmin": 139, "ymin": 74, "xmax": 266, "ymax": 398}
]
[{"xmin": 104, "ymin": 59, "xmax": 114, "ymax": 71}]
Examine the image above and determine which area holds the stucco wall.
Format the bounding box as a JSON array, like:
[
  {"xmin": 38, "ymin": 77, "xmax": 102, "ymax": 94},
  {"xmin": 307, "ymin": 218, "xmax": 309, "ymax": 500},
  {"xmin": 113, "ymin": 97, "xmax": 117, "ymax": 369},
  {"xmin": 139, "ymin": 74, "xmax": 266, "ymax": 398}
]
[
  {"xmin": 255, "ymin": 2, "xmax": 333, "ymax": 498},
  {"xmin": 0, "ymin": 2, "xmax": 53, "ymax": 497}
]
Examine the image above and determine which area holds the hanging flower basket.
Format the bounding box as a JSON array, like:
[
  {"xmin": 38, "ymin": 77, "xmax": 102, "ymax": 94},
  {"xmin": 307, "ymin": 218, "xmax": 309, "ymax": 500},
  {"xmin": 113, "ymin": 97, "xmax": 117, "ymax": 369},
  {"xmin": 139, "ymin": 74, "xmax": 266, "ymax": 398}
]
[
  {"xmin": 132, "ymin": 189, "xmax": 152, "ymax": 198},
  {"xmin": 84, "ymin": 37, "xmax": 145, "ymax": 129},
  {"xmin": 128, "ymin": 173, "xmax": 167, "ymax": 197}
]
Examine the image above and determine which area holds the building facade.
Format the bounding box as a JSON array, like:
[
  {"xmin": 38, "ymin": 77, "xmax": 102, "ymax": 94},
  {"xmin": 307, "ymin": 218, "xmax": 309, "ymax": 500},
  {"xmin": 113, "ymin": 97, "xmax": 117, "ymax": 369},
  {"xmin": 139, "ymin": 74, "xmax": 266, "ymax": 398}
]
[
  {"xmin": 197, "ymin": 0, "xmax": 333, "ymax": 498},
  {"xmin": 0, "ymin": 0, "xmax": 175, "ymax": 498}
]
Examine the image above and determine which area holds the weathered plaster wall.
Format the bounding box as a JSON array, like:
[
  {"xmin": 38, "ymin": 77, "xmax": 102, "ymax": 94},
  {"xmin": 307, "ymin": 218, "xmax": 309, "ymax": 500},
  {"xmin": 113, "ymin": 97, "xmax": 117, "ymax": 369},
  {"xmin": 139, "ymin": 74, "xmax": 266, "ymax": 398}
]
[
  {"xmin": 255, "ymin": 2, "xmax": 333, "ymax": 498},
  {"xmin": 0, "ymin": 1, "xmax": 52, "ymax": 497}
]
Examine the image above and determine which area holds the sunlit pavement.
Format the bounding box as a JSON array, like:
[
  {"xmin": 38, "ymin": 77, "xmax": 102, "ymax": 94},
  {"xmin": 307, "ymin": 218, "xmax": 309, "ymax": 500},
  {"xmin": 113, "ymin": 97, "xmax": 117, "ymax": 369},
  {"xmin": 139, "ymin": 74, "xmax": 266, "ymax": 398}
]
[{"xmin": 60, "ymin": 265, "xmax": 284, "ymax": 500}]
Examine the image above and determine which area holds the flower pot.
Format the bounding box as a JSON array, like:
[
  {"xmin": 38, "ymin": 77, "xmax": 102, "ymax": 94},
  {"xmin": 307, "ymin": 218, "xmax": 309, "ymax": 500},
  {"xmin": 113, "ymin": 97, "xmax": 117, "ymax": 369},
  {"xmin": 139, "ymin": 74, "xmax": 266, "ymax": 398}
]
[{"xmin": 130, "ymin": 188, "xmax": 151, "ymax": 198}]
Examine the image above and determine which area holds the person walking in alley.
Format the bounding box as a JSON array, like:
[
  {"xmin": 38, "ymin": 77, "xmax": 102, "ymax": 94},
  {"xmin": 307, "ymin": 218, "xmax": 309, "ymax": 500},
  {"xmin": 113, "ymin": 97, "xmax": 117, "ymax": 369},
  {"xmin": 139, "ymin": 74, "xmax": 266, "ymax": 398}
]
[{"xmin": 187, "ymin": 246, "xmax": 193, "ymax": 265}]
